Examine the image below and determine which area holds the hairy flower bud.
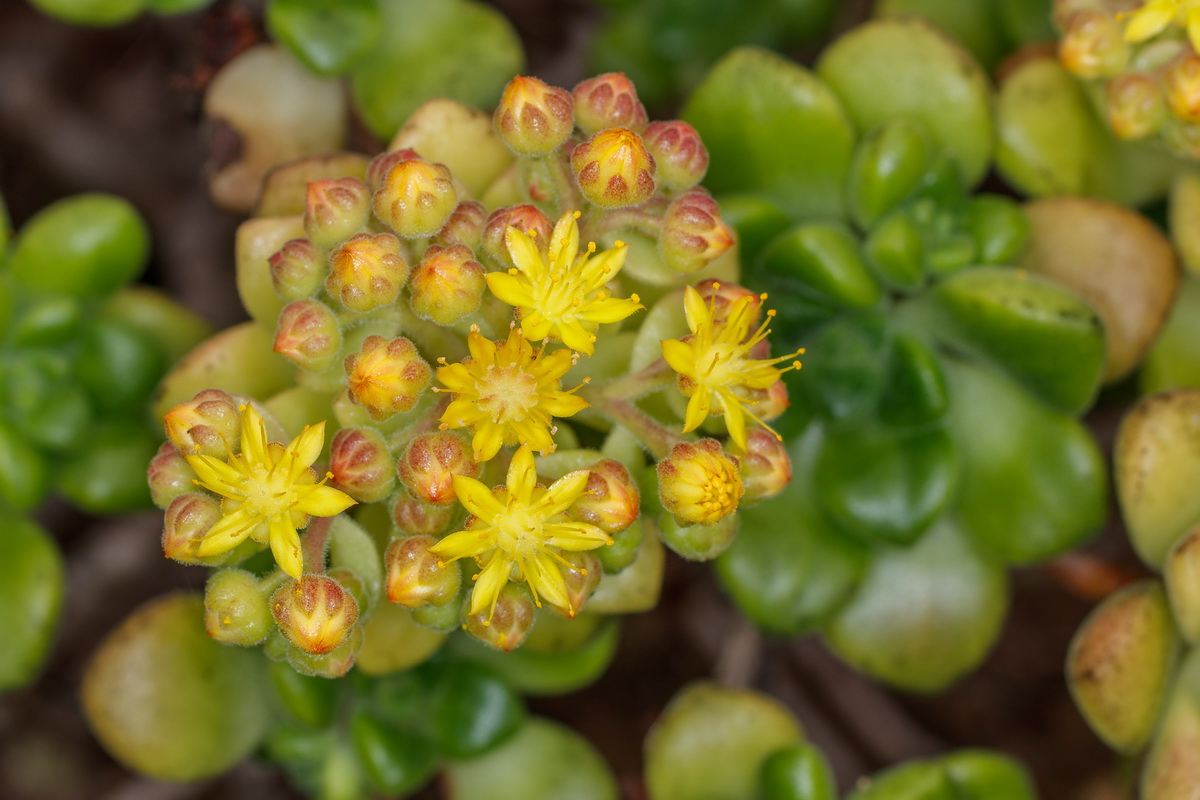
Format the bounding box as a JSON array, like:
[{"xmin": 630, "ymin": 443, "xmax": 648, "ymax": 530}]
[
  {"xmin": 660, "ymin": 189, "xmax": 734, "ymax": 273},
  {"xmin": 205, "ymin": 568, "xmax": 272, "ymax": 646},
  {"xmin": 480, "ymin": 204, "xmax": 552, "ymax": 270},
  {"xmin": 344, "ymin": 335, "xmax": 432, "ymax": 421},
  {"xmin": 304, "ymin": 177, "xmax": 371, "ymax": 249},
  {"xmin": 326, "ymin": 232, "xmax": 409, "ymax": 313},
  {"xmin": 397, "ymin": 430, "xmax": 480, "ymax": 505},
  {"xmin": 147, "ymin": 442, "xmax": 195, "ymax": 509},
  {"xmin": 1166, "ymin": 54, "xmax": 1200, "ymax": 123},
  {"xmin": 433, "ymin": 200, "xmax": 487, "ymax": 250},
  {"xmin": 392, "ymin": 493, "xmax": 456, "ymax": 537},
  {"xmin": 164, "ymin": 388, "xmax": 241, "ymax": 458},
  {"xmin": 463, "ymin": 582, "xmax": 536, "ymax": 652},
  {"xmin": 657, "ymin": 438, "xmax": 743, "ymax": 527},
  {"xmin": 1107, "ymin": 72, "xmax": 1168, "ymax": 140},
  {"xmin": 738, "ymin": 429, "xmax": 792, "ymax": 503},
  {"xmin": 1059, "ymin": 10, "xmax": 1129, "ymax": 79},
  {"xmin": 697, "ymin": 280, "xmax": 763, "ymax": 328},
  {"xmin": 329, "ymin": 426, "xmax": 396, "ymax": 502},
  {"xmin": 366, "ymin": 148, "xmax": 420, "ymax": 191},
  {"xmin": 545, "ymin": 550, "xmax": 602, "ymax": 619},
  {"xmin": 162, "ymin": 491, "xmax": 222, "ymax": 564},
  {"xmin": 569, "ymin": 459, "xmax": 640, "ymax": 534},
  {"xmin": 572, "ymin": 73, "xmax": 648, "ymax": 135},
  {"xmin": 409, "ymin": 244, "xmax": 486, "ymax": 324},
  {"xmin": 274, "ymin": 299, "xmax": 343, "ymax": 372},
  {"xmin": 272, "ymin": 574, "xmax": 360, "ymax": 656},
  {"xmin": 658, "ymin": 511, "xmax": 739, "ymax": 561},
  {"xmin": 571, "ymin": 128, "xmax": 656, "ymax": 208},
  {"xmin": 269, "ymin": 238, "xmax": 325, "ymax": 301},
  {"xmin": 372, "ymin": 158, "xmax": 458, "ymax": 238},
  {"xmin": 494, "ymin": 75, "xmax": 575, "ymax": 156},
  {"xmin": 385, "ymin": 534, "xmax": 462, "ymax": 607},
  {"xmin": 286, "ymin": 624, "xmax": 363, "ymax": 679},
  {"xmin": 643, "ymin": 121, "xmax": 709, "ymax": 189},
  {"xmin": 745, "ymin": 378, "xmax": 790, "ymax": 424}
]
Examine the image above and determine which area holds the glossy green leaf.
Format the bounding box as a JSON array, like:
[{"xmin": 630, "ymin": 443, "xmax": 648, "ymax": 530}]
[
  {"xmin": 929, "ymin": 267, "xmax": 1105, "ymax": 414},
  {"xmin": 964, "ymin": 194, "xmax": 1029, "ymax": 265},
  {"xmin": 0, "ymin": 518, "xmax": 64, "ymax": 692},
  {"xmin": 98, "ymin": 286, "xmax": 214, "ymax": 364},
  {"xmin": 947, "ymin": 357, "xmax": 1105, "ymax": 564},
  {"xmin": 682, "ymin": 47, "xmax": 855, "ymax": 221},
  {"xmin": 941, "ymin": 750, "xmax": 1037, "ymax": 800},
  {"xmin": 864, "ymin": 211, "xmax": 925, "ymax": 292},
  {"xmin": 26, "ymin": 0, "xmax": 142, "ymax": 26},
  {"xmin": 267, "ymin": 0, "xmax": 380, "ymax": 76},
  {"xmin": 719, "ymin": 194, "xmax": 794, "ymax": 270},
  {"xmin": 759, "ymin": 223, "xmax": 882, "ymax": 310},
  {"xmin": 848, "ymin": 120, "xmax": 932, "ymax": 230},
  {"xmin": 797, "ymin": 313, "xmax": 890, "ymax": 424},
  {"xmin": 270, "ymin": 658, "xmax": 339, "ymax": 728},
  {"xmin": 875, "ymin": 0, "xmax": 1006, "ymax": 68},
  {"xmin": 817, "ymin": 18, "xmax": 993, "ymax": 187},
  {"xmin": 0, "ymin": 421, "xmax": 50, "ymax": 512},
  {"xmin": 349, "ymin": 0, "xmax": 523, "ymax": 140},
  {"xmin": 351, "ymin": 710, "xmax": 437, "ymax": 796},
  {"xmin": 76, "ymin": 319, "xmax": 166, "ymax": 413},
  {"xmin": 57, "ymin": 420, "xmax": 159, "ymax": 514},
  {"xmin": 878, "ymin": 333, "xmax": 948, "ymax": 427},
  {"xmin": 824, "ymin": 519, "xmax": 1009, "ymax": 692},
  {"xmin": 846, "ymin": 761, "xmax": 958, "ymax": 800},
  {"xmin": 9, "ymin": 295, "xmax": 84, "ymax": 347},
  {"xmin": 758, "ymin": 743, "xmax": 836, "ymax": 800},
  {"xmin": 1142, "ymin": 274, "xmax": 1200, "ymax": 395},
  {"xmin": 428, "ymin": 661, "xmax": 524, "ymax": 759}
]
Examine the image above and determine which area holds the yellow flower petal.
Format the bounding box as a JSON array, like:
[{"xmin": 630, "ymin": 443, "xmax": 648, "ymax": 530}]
[
  {"xmin": 544, "ymin": 521, "xmax": 612, "ymax": 550},
  {"xmin": 661, "ymin": 338, "xmax": 697, "ymax": 376},
  {"xmin": 506, "ymin": 445, "xmax": 539, "ymax": 501},
  {"xmin": 579, "ymin": 295, "xmax": 643, "ymax": 324},
  {"xmin": 286, "ymin": 422, "xmax": 325, "ymax": 474},
  {"xmin": 297, "ymin": 484, "xmax": 358, "ymax": 517},
  {"xmin": 469, "ymin": 550, "xmax": 513, "ymax": 617},
  {"xmin": 1124, "ymin": 3, "xmax": 1175, "ymax": 41},
  {"xmin": 682, "ymin": 388, "xmax": 712, "ymax": 433},
  {"xmin": 240, "ymin": 404, "xmax": 270, "ymax": 462},
  {"xmin": 720, "ymin": 392, "xmax": 748, "ymax": 452},
  {"xmin": 505, "ymin": 227, "xmax": 548, "ymax": 280},
  {"xmin": 682, "ymin": 285, "xmax": 712, "ymax": 332},
  {"xmin": 524, "ymin": 549, "xmax": 572, "ymax": 611},
  {"xmin": 471, "ymin": 424, "xmax": 506, "ymax": 462},
  {"xmin": 195, "ymin": 506, "xmax": 258, "ymax": 556},
  {"xmin": 268, "ymin": 515, "xmax": 304, "ymax": 579},
  {"xmin": 485, "ymin": 271, "xmax": 537, "ymax": 308},
  {"xmin": 535, "ymin": 469, "xmax": 591, "ymax": 519}
]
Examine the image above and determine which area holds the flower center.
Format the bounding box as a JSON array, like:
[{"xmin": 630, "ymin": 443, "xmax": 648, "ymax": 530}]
[
  {"xmin": 697, "ymin": 343, "xmax": 743, "ymax": 387},
  {"xmin": 241, "ymin": 461, "xmax": 298, "ymax": 519},
  {"xmin": 699, "ymin": 467, "xmax": 739, "ymax": 518},
  {"xmin": 478, "ymin": 364, "xmax": 539, "ymax": 423},
  {"xmin": 493, "ymin": 506, "xmax": 543, "ymax": 557}
]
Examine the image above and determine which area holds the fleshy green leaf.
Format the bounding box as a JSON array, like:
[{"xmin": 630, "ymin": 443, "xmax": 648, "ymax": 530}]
[
  {"xmin": 267, "ymin": 0, "xmax": 380, "ymax": 76},
  {"xmin": 0, "ymin": 518, "xmax": 64, "ymax": 692}
]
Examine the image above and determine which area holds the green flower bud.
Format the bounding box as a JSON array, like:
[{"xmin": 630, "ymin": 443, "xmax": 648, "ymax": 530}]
[
  {"xmin": 273, "ymin": 299, "xmax": 343, "ymax": 372},
  {"xmin": 463, "ymin": 582, "xmax": 536, "ymax": 652},
  {"xmin": 205, "ymin": 569, "xmax": 273, "ymax": 646},
  {"xmin": 409, "ymin": 244, "xmax": 486, "ymax": 325},
  {"xmin": 433, "ymin": 200, "xmax": 487, "ymax": 250},
  {"xmin": 329, "ymin": 426, "xmax": 396, "ymax": 503},
  {"xmin": 544, "ymin": 550, "xmax": 602, "ymax": 619},
  {"xmin": 397, "ymin": 431, "xmax": 480, "ymax": 506},
  {"xmin": 392, "ymin": 493, "xmax": 456, "ymax": 537},
  {"xmin": 385, "ymin": 534, "xmax": 462, "ymax": 608},
  {"xmin": 372, "ymin": 158, "xmax": 458, "ymax": 238},
  {"xmin": 494, "ymin": 75, "xmax": 575, "ymax": 156},
  {"xmin": 268, "ymin": 238, "xmax": 325, "ymax": 301},
  {"xmin": 147, "ymin": 442, "xmax": 195, "ymax": 510},
  {"xmin": 303, "ymin": 177, "xmax": 370, "ymax": 249},
  {"xmin": 739, "ymin": 429, "xmax": 792, "ymax": 504},
  {"xmin": 285, "ymin": 623, "xmax": 363, "ymax": 679},
  {"xmin": 571, "ymin": 128, "xmax": 656, "ymax": 208},
  {"xmin": 643, "ymin": 121, "xmax": 708, "ymax": 190},
  {"xmin": 659, "ymin": 189, "xmax": 734, "ymax": 273},
  {"xmin": 1107, "ymin": 72, "xmax": 1168, "ymax": 141},
  {"xmin": 162, "ymin": 492, "xmax": 223, "ymax": 565},
  {"xmin": 326, "ymin": 232, "xmax": 409, "ymax": 313},
  {"xmin": 658, "ymin": 512, "xmax": 739, "ymax": 562},
  {"xmin": 272, "ymin": 575, "xmax": 360, "ymax": 656},
  {"xmin": 572, "ymin": 73, "xmax": 648, "ymax": 135},
  {"xmin": 569, "ymin": 458, "xmax": 640, "ymax": 535}
]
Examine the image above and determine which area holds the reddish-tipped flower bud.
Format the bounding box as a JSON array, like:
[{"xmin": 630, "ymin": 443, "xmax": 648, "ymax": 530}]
[
  {"xmin": 285, "ymin": 623, "xmax": 363, "ymax": 679},
  {"xmin": 148, "ymin": 442, "xmax": 195, "ymax": 510},
  {"xmin": 344, "ymin": 335, "xmax": 432, "ymax": 421},
  {"xmin": 571, "ymin": 128, "xmax": 656, "ymax": 208},
  {"xmin": 480, "ymin": 205, "xmax": 552, "ymax": 270},
  {"xmin": 385, "ymin": 534, "xmax": 462, "ymax": 607},
  {"xmin": 274, "ymin": 299, "xmax": 343, "ymax": 372},
  {"xmin": 660, "ymin": 189, "xmax": 734, "ymax": 273},
  {"xmin": 205, "ymin": 568, "xmax": 272, "ymax": 646},
  {"xmin": 366, "ymin": 148, "xmax": 420, "ymax": 191},
  {"xmin": 433, "ymin": 200, "xmax": 487, "ymax": 250},
  {"xmin": 572, "ymin": 72, "xmax": 648, "ymax": 135},
  {"xmin": 392, "ymin": 493, "xmax": 456, "ymax": 537},
  {"xmin": 569, "ymin": 458, "xmax": 640, "ymax": 534},
  {"xmin": 463, "ymin": 582, "xmax": 536, "ymax": 652},
  {"xmin": 1167, "ymin": 54, "xmax": 1200, "ymax": 123},
  {"xmin": 694, "ymin": 280, "xmax": 763, "ymax": 329},
  {"xmin": 164, "ymin": 389, "xmax": 241, "ymax": 458},
  {"xmin": 745, "ymin": 378, "xmax": 789, "ymax": 424},
  {"xmin": 657, "ymin": 438, "xmax": 743, "ymax": 527},
  {"xmin": 494, "ymin": 75, "xmax": 575, "ymax": 156},
  {"xmin": 1059, "ymin": 10, "xmax": 1129, "ymax": 79},
  {"xmin": 739, "ymin": 429, "xmax": 792, "ymax": 503},
  {"xmin": 1107, "ymin": 72, "xmax": 1168, "ymax": 140},
  {"xmin": 373, "ymin": 158, "xmax": 458, "ymax": 238},
  {"xmin": 329, "ymin": 426, "xmax": 396, "ymax": 502},
  {"xmin": 269, "ymin": 238, "xmax": 325, "ymax": 301},
  {"xmin": 409, "ymin": 244, "xmax": 486, "ymax": 324},
  {"xmin": 545, "ymin": 550, "xmax": 602, "ymax": 619},
  {"xmin": 162, "ymin": 491, "xmax": 222, "ymax": 564},
  {"xmin": 271, "ymin": 574, "xmax": 360, "ymax": 656},
  {"xmin": 304, "ymin": 177, "xmax": 371, "ymax": 249},
  {"xmin": 396, "ymin": 430, "xmax": 480, "ymax": 505},
  {"xmin": 643, "ymin": 121, "xmax": 709, "ymax": 189},
  {"xmin": 326, "ymin": 232, "xmax": 409, "ymax": 313}
]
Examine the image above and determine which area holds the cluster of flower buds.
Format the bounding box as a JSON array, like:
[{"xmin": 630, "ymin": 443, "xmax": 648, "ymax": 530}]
[
  {"xmin": 1056, "ymin": 0, "xmax": 1200, "ymax": 156},
  {"xmin": 152, "ymin": 71, "xmax": 796, "ymax": 662}
]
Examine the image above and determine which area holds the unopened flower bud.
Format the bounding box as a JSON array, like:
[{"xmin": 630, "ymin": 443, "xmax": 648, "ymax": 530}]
[
  {"xmin": 304, "ymin": 177, "xmax": 371, "ymax": 249},
  {"xmin": 1166, "ymin": 54, "xmax": 1200, "ymax": 123},
  {"xmin": 409, "ymin": 244, "xmax": 486, "ymax": 324},
  {"xmin": 1059, "ymin": 10, "xmax": 1129, "ymax": 78},
  {"xmin": 272, "ymin": 574, "xmax": 360, "ymax": 656},
  {"xmin": 1107, "ymin": 72, "xmax": 1168, "ymax": 140},
  {"xmin": 494, "ymin": 75, "xmax": 575, "ymax": 156},
  {"xmin": 595, "ymin": 516, "xmax": 644, "ymax": 574},
  {"xmin": 658, "ymin": 511, "xmax": 739, "ymax": 561},
  {"xmin": 329, "ymin": 426, "xmax": 395, "ymax": 502},
  {"xmin": 164, "ymin": 388, "xmax": 240, "ymax": 458},
  {"xmin": 660, "ymin": 190, "xmax": 734, "ymax": 273},
  {"xmin": 657, "ymin": 438, "xmax": 744, "ymax": 527},
  {"xmin": 643, "ymin": 121, "xmax": 708, "ymax": 189},
  {"xmin": 570, "ymin": 459, "xmax": 640, "ymax": 534},
  {"xmin": 205, "ymin": 568, "xmax": 272, "ymax": 646},
  {"xmin": 572, "ymin": 73, "xmax": 648, "ymax": 135},
  {"xmin": 385, "ymin": 534, "xmax": 462, "ymax": 607},
  {"xmin": 745, "ymin": 378, "xmax": 789, "ymax": 424},
  {"xmin": 397, "ymin": 431, "xmax": 480, "ymax": 505},
  {"xmin": 433, "ymin": 200, "xmax": 487, "ymax": 250},
  {"xmin": 366, "ymin": 148, "xmax": 420, "ymax": 192},
  {"xmin": 545, "ymin": 550, "xmax": 602, "ymax": 619},
  {"xmin": 463, "ymin": 582, "xmax": 536, "ymax": 652},
  {"xmin": 162, "ymin": 491, "xmax": 222, "ymax": 564},
  {"xmin": 481, "ymin": 205, "xmax": 552, "ymax": 270},
  {"xmin": 286, "ymin": 624, "xmax": 363, "ymax": 679},
  {"xmin": 274, "ymin": 299, "xmax": 343, "ymax": 372},
  {"xmin": 373, "ymin": 158, "xmax": 458, "ymax": 238},
  {"xmin": 344, "ymin": 335, "xmax": 432, "ymax": 420},
  {"xmin": 269, "ymin": 238, "xmax": 325, "ymax": 301},
  {"xmin": 392, "ymin": 493, "xmax": 456, "ymax": 537},
  {"xmin": 147, "ymin": 442, "xmax": 195, "ymax": 509},
  {"xmin": 695, "ymin": 280, "xmax": 763, "ymax": 328},
  {"xmin": 326, "ymin": 232, "xmax": 409, "ymax": 313},
  {"xmin": 326, "ymin": 567, "xmax": 370, "ymax": 616},
  {"xmin": 738, "ymin": 429, "xmax": 792, "ymax": 503},
  {"xmin": 571, "ymin": 128, "xmax": 656, "ymax": 208}
]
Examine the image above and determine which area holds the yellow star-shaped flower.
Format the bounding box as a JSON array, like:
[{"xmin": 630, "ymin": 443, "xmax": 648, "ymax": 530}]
[
  {"xmin": 486, "ymin": 210, "xmax": 643, "ymax": 355},
  {"xmin": 428, "ymin": 444, "xmax": 612, "ymax": 621},
  {"xmin": 185, "ymin": 403, "xmax": 356, "ymax": 578},
  {"xmin": 1121, "ymin": 0, "xmax": 1200, "ymax": 52}
]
